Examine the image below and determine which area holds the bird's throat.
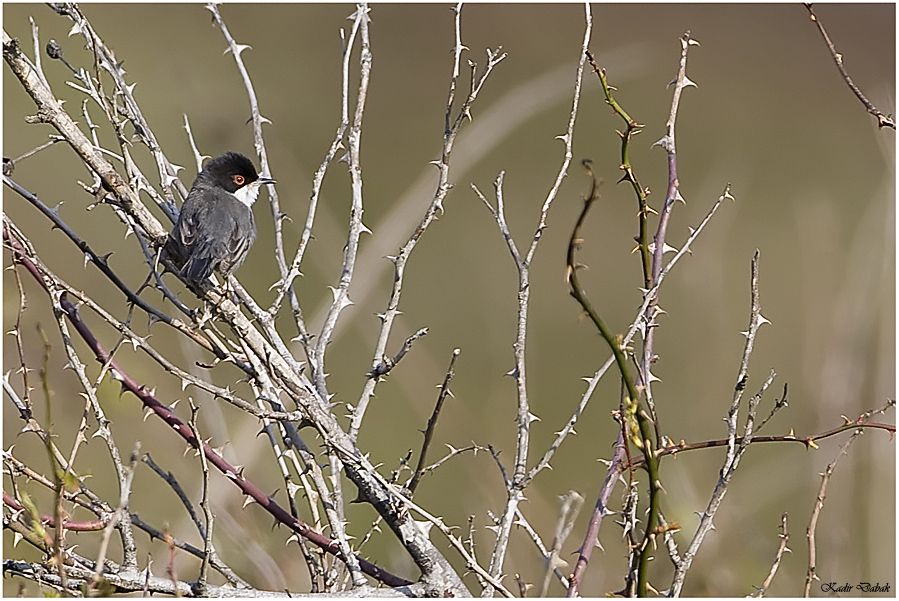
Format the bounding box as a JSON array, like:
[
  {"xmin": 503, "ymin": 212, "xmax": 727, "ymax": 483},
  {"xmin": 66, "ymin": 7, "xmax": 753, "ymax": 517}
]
[{"xmin": 232, "ymin": 182, "xmax": 261, "ymax": 208}]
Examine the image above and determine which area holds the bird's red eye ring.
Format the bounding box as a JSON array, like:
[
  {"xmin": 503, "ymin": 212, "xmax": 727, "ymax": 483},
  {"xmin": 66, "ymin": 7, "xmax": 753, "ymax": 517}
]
[{"xmin": 232, "ymin": 174, "xmax": 246, "ymax": 186}]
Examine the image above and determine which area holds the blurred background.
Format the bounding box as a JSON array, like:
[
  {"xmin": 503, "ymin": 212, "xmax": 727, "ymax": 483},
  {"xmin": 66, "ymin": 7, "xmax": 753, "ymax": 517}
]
[{"xmin": 3, "ymin": 3, "xmax": 894, "ymax": 597}]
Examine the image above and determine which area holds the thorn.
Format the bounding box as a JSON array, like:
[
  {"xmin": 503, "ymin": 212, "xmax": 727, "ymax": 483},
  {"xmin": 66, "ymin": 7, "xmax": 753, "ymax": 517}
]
[
  {"xmin": 414, "ymin": 519, "xmax": 434, "ymax": 537},
  {"xmin": 225, "ymin": 43, "xmax": 252, "ymax": 56}
]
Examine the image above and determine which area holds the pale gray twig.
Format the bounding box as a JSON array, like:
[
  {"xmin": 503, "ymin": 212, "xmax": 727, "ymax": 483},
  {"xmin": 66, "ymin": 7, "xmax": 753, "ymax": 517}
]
[
  {"xmin": 804, "ymin": 4, "xmax": 895, "ymax": 129},
  {"xmin": 4, "ymin": 559, "xmax": 426, "ymax": 598},
  {"xmin": 350, "ymin": 3, "xmax": 507, "ymax": 442},
  {"xmin": 659, "ymin": 510, "xmax": 683, "ymax": 570},
  {"xmin": 29, "ymin": 17, "xmax": 49, "ymax": 88},
  {"xmin": 268, "ymin": 6, "xmax": 366, "ymax": 345},
  {"xmin": 751, "ymin": 513, "xmax": 789, "ymax": 597},
  {"xmin": 641, "ymin": 31, "xmax": 700, "ymax": 427},
  {"xmin": 51, "ymin": 282, "xmax": 138, "ymax": 571},
  {"xmin": 668, "ymin": 251, "xmax": 770, "ymax": 597},
  {"xmin": 51, "ymin": 4, "xmax": 186, "ymax": 219},
  {"xmin": 475, "ymin": 7, "xmax": 592, "ymax": 588},
  {"xmin": 368, "ymin": 327, "xmax": 429, "ymax": 379},
  {"xmin": 5, "ymin": 135, "xmax": 64, "ymax": 172},
  {"xmin": 368, "ymin": 475, "xmax": 513, "ymax": 598},
  {"xmin": 3, "ymin": 29, "xmax": 170, "ymax": 243},
  {"xmin": 799, "ymin": 396, "xmax": 891, "ymax": 598},
  {"xmin": 314, "ymin": 3, "xmax": 372, "ymax": 403},
  {"xmin": 183, "ymin": 114, "xmax": 209, "ymax": 173},
  {"xmin": 6, "ymin": 236, "xmax": 280, "ymax": 421},
  {"xmin": 207, "ymin": 3, "xmax": 286, "ymax": 285},
  {"xmin": 407, "ymin": 348, "xmax": 460, "ymax": 495},
  {"xmin": 512, "ymin": 508, "xmax": 570, "ymax": 591},
  {"xmin": 417, "ymin": 443, "xmax": 485, "ymax": 478},
  {"xmin": 237, "ymin": 343, "xmax": 327, "ymax": 588},
  {"xmin": 91, "ymin": 444, "xmax": 139, "ymax": 588},
  {"xmin": 539, "ymin": 491, "xmax": 583, "ymax": 597}
]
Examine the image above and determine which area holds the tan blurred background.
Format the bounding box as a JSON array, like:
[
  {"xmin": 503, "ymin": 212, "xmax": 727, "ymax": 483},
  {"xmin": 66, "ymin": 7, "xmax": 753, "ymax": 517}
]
[{"xmin": 3, "ymin": 3, "xmax": 894, "ymax": 597}]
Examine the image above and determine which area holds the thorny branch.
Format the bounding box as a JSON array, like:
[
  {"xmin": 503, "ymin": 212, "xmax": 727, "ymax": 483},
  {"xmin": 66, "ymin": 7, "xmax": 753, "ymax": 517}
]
[
  {"xmin": 637, "ymin": 31, "xmax": 698, "ymax": 449},
  {"xmin": 3, "ymin": 4, "xmax": 893, "ymax": 599},
  {"xmin": 473, "ymin": 7, "xmax": 592, "ymax": 593},
  {"xmin": 50, "ymin": 3, "xmax": 187, "ymax": 221},
  {"xmin": 804, "ymin": 4, "xmax": 895, "ymax": 129},
  {"xmin": 669, "ymin": 251, "xmax": 771, "ymax": 597},
  {"xmin": 350, "ymin": 2, "xmax": 507, "ymax": 443},
  {"xmin": 4, "ymin": 5, "xmax": 475, "ymax": 593},
  {"xmin": 267, "ymin": 5, "xmax": 367, "ymax": 341},
  {"xmin": 585, "ymin": 50, "xmax": 652, "ymax": 289},
  {"xmin": 5, "ymin": 224, "xmax": 414, "ymax": 589},
  {"xmin": 528, "ymin": 183, "xmax": 734, "ymax": 490},
  {"xmin": 803, "ymin": 401, "xmax": 892, "ymax": 596},
  {"xmin": 407, "ymin": 348, "xmax": 460, "ymax": 496},
  {"xmin": 563, "ymin": 161, "xmax": 657, "ymax": 597},
  {"xmin": 313, "ymin": 4, "xmax": 372, "ymax": 404},
  {"xmin": 208, "ymin": 3, "xmax": 287, "ymax": 280},
  {"xmin": 751, "ymin": 513, "xmax": 790, "ymax": 597}
]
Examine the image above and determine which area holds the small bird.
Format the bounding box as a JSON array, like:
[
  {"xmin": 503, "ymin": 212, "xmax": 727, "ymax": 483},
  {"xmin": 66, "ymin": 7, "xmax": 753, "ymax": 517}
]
[{"xmin": 166, "ymin": 152, "xmax": 274, "ymax": 286}]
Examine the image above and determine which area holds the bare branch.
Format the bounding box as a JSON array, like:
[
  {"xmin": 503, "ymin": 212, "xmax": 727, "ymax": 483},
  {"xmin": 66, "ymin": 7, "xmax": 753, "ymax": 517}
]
[
  {"xmin": 539, "ymin": 491, "xmax": 583, "ymax": 597},
  {"xmin": 804, "ymin": 4, "xmax": 895, "ymax": 129},
  {"xmin": 350, "ymin": 3, "xmax": 507, "ymax": 441},
  {"xmin": 407, "ymin": 348, "xmax": 460, "ymax": 495},
  {"xmin": 800, "ymin": 397, "xmax": 891, "ymax": 598},
  {"xmin": 479, "ymin": 7, "xmax": 593, "ymax": 588},
  {"xmin": 669, "ymin": 251, "xmax": 770, "ymax": 596},
  {"xmin": 208, "ymin": 3, "xmax": 288, "ymax": 287},
  {"xmin": 751, "ymin": 513, "xmax": 790, "ymax": 597},
  {"xmin": 267, "ymin": 6, "xmax": 366, "ymax": 340},
  {"xmin": 314, "ymin": 4, "xmax": 372, "ymax": 402}
]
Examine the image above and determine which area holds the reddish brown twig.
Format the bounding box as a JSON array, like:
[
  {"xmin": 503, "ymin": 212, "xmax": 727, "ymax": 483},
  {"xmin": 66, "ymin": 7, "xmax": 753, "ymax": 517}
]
[{"xmin": 4, "ymin": 492, "xmax": 108, "ymax": 532}]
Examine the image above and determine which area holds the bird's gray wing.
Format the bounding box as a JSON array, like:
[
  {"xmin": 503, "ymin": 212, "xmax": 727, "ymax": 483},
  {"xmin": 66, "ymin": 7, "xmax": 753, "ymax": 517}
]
[
  {"xmin": 177, "ymin": 188, "xmax": 235, "ymax": 282},
  {"xmin": 221, "ymin": 206, "xmax": 256, "ymax": 276}
]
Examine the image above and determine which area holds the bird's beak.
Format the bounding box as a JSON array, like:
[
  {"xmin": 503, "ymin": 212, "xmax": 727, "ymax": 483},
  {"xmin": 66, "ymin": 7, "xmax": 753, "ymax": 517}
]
[{"xmin": 258, "ymin": 177, "xmax": 276, "ymax": 185}]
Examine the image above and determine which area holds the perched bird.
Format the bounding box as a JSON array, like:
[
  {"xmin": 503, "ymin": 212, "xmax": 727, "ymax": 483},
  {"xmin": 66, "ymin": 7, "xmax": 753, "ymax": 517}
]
[{"xmin": 166, "ymin": 152, "xmax": 274, "ymax": 286}]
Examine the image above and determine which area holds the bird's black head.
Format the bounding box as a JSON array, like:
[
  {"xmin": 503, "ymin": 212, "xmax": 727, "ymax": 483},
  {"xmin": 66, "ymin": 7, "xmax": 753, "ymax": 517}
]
[{"xmin": 198, "ymin": 152, "xmax": 261, "ymax": 193}]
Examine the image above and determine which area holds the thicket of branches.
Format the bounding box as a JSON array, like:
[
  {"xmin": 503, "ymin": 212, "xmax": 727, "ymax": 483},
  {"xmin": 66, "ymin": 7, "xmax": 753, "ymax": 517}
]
[{"xmin": 3, "ymin": 3, "xmax": 894, "ymax": 598}]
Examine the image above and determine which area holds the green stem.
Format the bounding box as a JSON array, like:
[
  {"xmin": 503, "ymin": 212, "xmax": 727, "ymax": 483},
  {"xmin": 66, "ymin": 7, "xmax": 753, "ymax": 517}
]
[
  {"xmin": 586, "ymin": 51, "xmax": 652, "ymax": 290},
  {"xmin": 567, "ymin": 162, "xmax": 660, "ymax": 596}
]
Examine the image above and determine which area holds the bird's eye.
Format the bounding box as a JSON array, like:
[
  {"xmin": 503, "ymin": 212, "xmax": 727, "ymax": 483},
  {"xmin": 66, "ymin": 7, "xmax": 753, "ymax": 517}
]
[{"xmin": 232, "ymin": 174, "xmax": 246, "ymax": 186}]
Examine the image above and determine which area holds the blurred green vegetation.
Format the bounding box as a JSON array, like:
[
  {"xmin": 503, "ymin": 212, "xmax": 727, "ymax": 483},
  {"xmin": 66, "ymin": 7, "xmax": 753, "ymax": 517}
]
[{"xmin": 3, "ymin": 3, "xmax": 894, "ymax": 597}]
